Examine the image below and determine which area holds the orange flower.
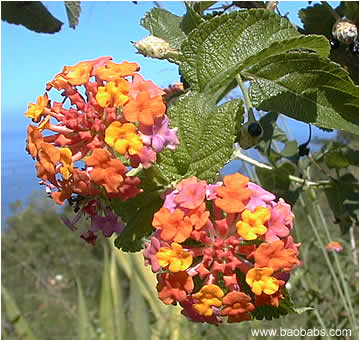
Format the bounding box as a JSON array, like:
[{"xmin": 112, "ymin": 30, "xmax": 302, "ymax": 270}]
[
  {"xmin": 105, "ymin": 121, "xmax": 143, "ymax": 155},
  {"xmin": 157, "ymin": 272, "xmax": 194, "ymax": 305},
  {"xmin": 221, "ymin": 292, "xmax": 255, "ymax": 323},
  {"xmin": 326, "ymin": 241, "xmax": 343, "ymax": 252},
  {"xmin": 193, "ymin": 284, "xmax": 224, "ymax": 316},
  {"xmin": 95, "ymin": 79, "xmax": 130, "ymax": 108},
  {"xmin": 85, "ymin": 148, "xmax": 127, "ymax": 195},
  {"xmin": 26, "ymin": 125, "xmax": 44, "ymax": 158},
  {"xmin": 236, "ymin": 207, "xmax": 270, "ymax": 240},
  {"xmin": 254, "ymin": 240, "xmax": 299, "ymax": 272},
  {"xmin": 94, "ymin": 61, "xmax": 140, "ymax": 81},
  {"xmin": 122, "ymin": 91, "xmax": 166, "ymax": 126},
  {"xmin": 59, "ymin": 148, "xmax": 73, "ymax": 180},
  {"xmin": 156, "ymin": 243, "xmax": 193, "ymax": 272},
  {"xmin": 61, "ymin": 60, "xmax": 93, "ymax": 86},
  {"xmin": 215, "ymin": 173, "xmax": 251, "ymax": 213},
  {"xmin": 152, "ymin": 207, "xmax": 193, "ymax": 243},
  {"xmin": 255, "ymin": 279, "xmax": 285, "ymax": 307},
  {"xmin": 37, "ymin": 142, "xmax": 60, "ymax": 176},
  {"xmin": 245, "ymin": 267, "xmax": 279, "ymax": 296},
  {"xmin": 189, "ymin": 202, "xmax": 210, "ymax": 230},
  {"xmin": 51, "ymin": 183, "xmax": 73, "ymax": 205},
  {"xmin": 71, "ymin": 169, "xmax": 100, "ymax": 196},
  {"xmin": 25, "ymin": 93, "xmax": 49, "ymax": 122}
]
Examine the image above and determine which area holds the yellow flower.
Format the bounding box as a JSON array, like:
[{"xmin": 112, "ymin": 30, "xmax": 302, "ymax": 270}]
[
  {"xmin": 105, "ymin": 122, "xmax": 143, "ymax": 155},
  {"xmin": 59, "ymin": 148, "xmax": 73, "ymax": 180},
  {"xmin": 96, "ymin": 79, "xmax": 129, "ymax": 108},
  {"xmin": 193, "ymin": 284, "xmax": 224, "ymax": 316},
  {"xmin": 245, "ymin": 267, "xmax": 279, "ymax": 296},
  {"xmin": 25, "ymin": 93, "xmax": 49, "ymax": 122},
  {"xmin": 156, "ymin": 243, "xmax": 193, "ymax": 272},
  {"xmin": 236, "ymin": 206, "xmax": 270, "ymax": 240}
]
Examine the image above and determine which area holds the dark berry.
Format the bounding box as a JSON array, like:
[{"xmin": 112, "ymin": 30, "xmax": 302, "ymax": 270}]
[
  {"xmin": 298, "ymin": 143, "xmax": 310, "ymax": 157},
  {"xmin": 248, "ymin": 122, "xmax": 262, "ymax": 137},
  {"xmin": 329, "ymin": 38, "xmax": 340, "ymax": 49}
]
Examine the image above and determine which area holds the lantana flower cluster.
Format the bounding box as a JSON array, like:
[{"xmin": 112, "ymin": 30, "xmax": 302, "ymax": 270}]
[
  {"xmin": 25, "ymin": 56, "xmax": 179, "ymax": 243},
  {"xmin": 144, "ymin": 173, "xmax": 301, "ymax": 324}
]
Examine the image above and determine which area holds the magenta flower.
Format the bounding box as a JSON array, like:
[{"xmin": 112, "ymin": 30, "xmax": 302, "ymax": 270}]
[
  {"xmin": 143, "ymin": 231, "xmax": 170, "ymax": 272},
  {"xmin": 90, "ymin": 209, "xmax": 125, "ymax": 237}
]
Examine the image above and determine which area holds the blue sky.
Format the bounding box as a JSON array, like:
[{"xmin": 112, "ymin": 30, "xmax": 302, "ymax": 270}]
[{"xmin": 1, "ymin": 1, "xmax": 337, "ymax": 220}]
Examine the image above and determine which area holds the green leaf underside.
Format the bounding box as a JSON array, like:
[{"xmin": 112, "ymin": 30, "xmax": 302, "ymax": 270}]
[
  {"xmin": 180, "ymin": 9, "xmax": 330, "ymax": 94},
  {"xmin": 65, "ymin": 1, "xmax": 81, "ymax": 29},
  {"xmin": 141, "ymin": 8, "xmax": 186, "ymax": 50},
  {"xmin": 247, "ymin": 53, "xmax": 359, "ymax": 134},
  {"xmin": 155, "ymin": 93, "xmax": 243, "ymax": 183},
  {"xmin": 1, "ymin": 2, "xmax": 63, "ymax": 33}
]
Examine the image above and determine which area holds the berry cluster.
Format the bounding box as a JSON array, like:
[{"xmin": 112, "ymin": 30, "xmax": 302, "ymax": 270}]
[{"xmin": 144, "ymin": 174, "xmax": 301, "ymax": 324}]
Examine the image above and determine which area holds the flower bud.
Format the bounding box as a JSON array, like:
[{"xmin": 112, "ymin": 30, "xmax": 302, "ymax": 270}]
[
  {"xmin": 132, "ymin": 35, "xmax": 176, "ymax": 59},
  {"xmin": 332, "ymin": 19, "xmax": 358, "ymax": 45}
]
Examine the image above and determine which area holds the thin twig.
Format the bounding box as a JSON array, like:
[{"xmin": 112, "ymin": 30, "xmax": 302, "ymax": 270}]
[{"xmin": 232, "ymin": 148, "xmax": 333, "ymax": 188}]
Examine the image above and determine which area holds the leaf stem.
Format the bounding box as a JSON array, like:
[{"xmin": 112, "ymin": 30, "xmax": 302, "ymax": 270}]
[{"xmin": 235, "ymin": 74, "xmax": 256, "ymax": 122}]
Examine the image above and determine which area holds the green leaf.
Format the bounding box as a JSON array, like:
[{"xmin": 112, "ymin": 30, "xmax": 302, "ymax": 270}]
[
  {"xmin": 247, "ymin": 53, "xmax": 359, "ymax": 135},
  {"xmin": 281, "ymin": 141, "xmax": 298, "ymax": 158},
  {"xmin": 324, "ymin": 150, "xmax": 350, "ymax": 169},
  {"xmin": 76, "ymin": 277, "xmax": 95, "ymax": 340},
  {"xmin": 1, "ymin": 285, "xmax": 37, "ymax": 340},
  {"xmin": 1, "ymin": 1, "xmax": 63, "ymax": 33},
  {"xmin": 180, "ymin": 2, "xmax": 205, "ymax": 35},
  {"xmin": 337, "ymin": 1, "xmax": 359, "ymax": 25},
  {"xmin": 155, "ymin": 93, "xmax": 243, "ymax": 183},
  {"xmin": 109, "ymin": 250, "xmax": 127, "ymax": 339},
  {"xmin": 192, "ymin": 1, "xmax": 217, "ymax": 14},
  {"xmin": 113, "ymin": 168, "xmax": 166, "ymax": 252},
  {"xmin": 99, "ymin": 246, "xmax": 116, "ymax": 340},
  {"xmin": 141, "ymin": 8, "xmax": 186, "ymax": 50},
  {"xmin": 180, "ymin": 9, "xmax": 330, "ymax": 94},
  {"xmin": 64, "ymin": 1, "xmax": 81, "ymax": 29},
  {"xmin": 299, "ymin": 4, "xmax": 337, "ymax": 37},
  {"xmin": 114, "ymin": 192, "xmax": 162, "ymax": 252},
  {"xmin": 256, "ymin": 162, "xmax": 296, "ymax": 199},
  {"xmin": 128, "ymin": 274, "xmax": 151, "ymax": 340}
]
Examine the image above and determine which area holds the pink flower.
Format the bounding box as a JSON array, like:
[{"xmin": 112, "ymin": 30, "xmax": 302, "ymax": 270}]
[
  {"xmin": 206, "ymin": 183, "xmax": 222, "ymax": 200},
  {"xmin": 128, "ymin": 73, "xmax": 165, "ymax": 99},
  {"xmin": 144, "ymin": 231, "xmax": 170, "ymax": 272},
  {"xmin": 162, "ymin": 189, "xmax": 178, "ymax": 212},
  {"xmin": 264, "ymin": 199, "xmax": 294, "ymax": 242},
  {"xmin": 246, "ymin": 182, "xmax": 276, "ymax": 211},
  {"xmin": 174, "ymin": 177, "xmax": 207, "ymax": 210},
  {"xmin": 139, "ymin": 115, "xmax": 179, "ymax": 152}
]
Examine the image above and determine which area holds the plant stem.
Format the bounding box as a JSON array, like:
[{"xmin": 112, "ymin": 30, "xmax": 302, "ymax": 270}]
[
  {"xmin": 235, "ymin": 74, "xmax": 256, "ymax": 122},
  {"xmin": 232, "ymin": 148, "xmax": 333, "ymax": 189}
]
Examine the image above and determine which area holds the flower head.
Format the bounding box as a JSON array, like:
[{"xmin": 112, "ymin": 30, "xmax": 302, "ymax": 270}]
[
  {"xmin": 25, "ymin": 57, "xmax": 181, "ymax": 244},
  {"xmin": 144, "ymin": 173, "xmax": 300, "ymax": 324}
]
